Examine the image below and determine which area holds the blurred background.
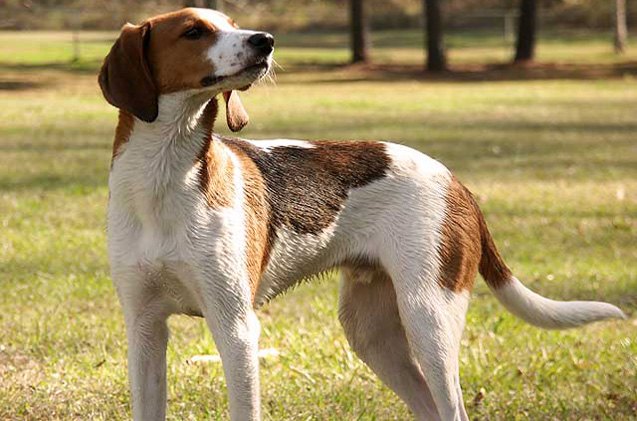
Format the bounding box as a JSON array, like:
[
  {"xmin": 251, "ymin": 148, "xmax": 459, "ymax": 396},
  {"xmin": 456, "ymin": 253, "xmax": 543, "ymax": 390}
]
[
  {"xmin": 1, "ymin": 1, "xmax": 635, "ymax": 420},
  {"xmin": 1, "ymin": 0, "xmax": 635, "ymax": 68}
]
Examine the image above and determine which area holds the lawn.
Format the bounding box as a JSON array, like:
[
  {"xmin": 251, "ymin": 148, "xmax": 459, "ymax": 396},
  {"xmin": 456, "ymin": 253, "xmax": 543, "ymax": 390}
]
[{"xmin": 0, "ymin": 27, "xmax": 635, "ymax": 420}]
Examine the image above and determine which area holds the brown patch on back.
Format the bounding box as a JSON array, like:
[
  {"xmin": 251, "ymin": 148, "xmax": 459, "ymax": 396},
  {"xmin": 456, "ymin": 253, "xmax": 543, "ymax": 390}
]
[
  {"xmin": 111, "ymin": 110, "xmax": 135, "ymax": 164},
  {"xmin": 217, "ymin": 138, "xmax": 391, "ymax": 300},
  {"xmin": 438, "ymin": 177, "xmax": 482, "ymax": 292},
  {"xmin": 220, "ymin": 138, "xmax": 390, "ymax": 235}
]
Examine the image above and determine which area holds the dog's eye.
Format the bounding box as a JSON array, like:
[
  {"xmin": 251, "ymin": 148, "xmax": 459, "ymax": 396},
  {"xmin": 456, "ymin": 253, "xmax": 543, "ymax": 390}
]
[{"xmin": 183, "ymin": 27, "xmax": 203, "ymax": 40}]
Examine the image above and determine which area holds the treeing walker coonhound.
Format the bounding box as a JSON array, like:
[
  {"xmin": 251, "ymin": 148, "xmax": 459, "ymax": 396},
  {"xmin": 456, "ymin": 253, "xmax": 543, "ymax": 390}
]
[{"xmin": 98, "ymin": 8, "xmax": 626, "ymax": 421}]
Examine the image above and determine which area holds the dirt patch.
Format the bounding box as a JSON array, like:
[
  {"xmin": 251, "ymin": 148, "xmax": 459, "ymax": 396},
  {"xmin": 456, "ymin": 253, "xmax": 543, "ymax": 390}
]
[{"xmin": 0, "ymin": 345, "xmax": 45, "ymax": 388}]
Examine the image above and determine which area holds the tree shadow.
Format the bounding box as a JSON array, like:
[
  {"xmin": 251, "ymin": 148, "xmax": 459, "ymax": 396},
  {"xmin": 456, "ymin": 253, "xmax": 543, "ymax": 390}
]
[
  {"xmin": 0, "ymin": 173, "xmax": 107, "ymax": 193},
  {"xmin": 281, "ymin": 61, "xmax": 637, "ymax": 84},
  {"xmin": 0, "ymin": 141, "xmax": 110, "ymax": 152},
  {"xmin": 3, "ymin": 55, "xmax": 636, "ymax": 85},
  {"xmin": 0, "ymin": 59, "xmax": 103, "ymax": 75},
  {"xmin": 0, "ymin": 80, "xmax": 47, "ymax": 91}
]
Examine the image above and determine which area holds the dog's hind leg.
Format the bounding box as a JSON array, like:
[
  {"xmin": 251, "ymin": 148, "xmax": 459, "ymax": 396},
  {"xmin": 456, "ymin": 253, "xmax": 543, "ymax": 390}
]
[
  {"xmin": 390, "ymin": 268, "xmax": 471, "ymax": 421},
  {"xmin": 338, "ymin": 267, "xmax": 441, "ymax": 420}
]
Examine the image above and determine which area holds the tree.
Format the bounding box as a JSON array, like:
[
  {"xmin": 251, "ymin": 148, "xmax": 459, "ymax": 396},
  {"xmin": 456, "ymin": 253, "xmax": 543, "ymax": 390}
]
[
  {"xmin": 614, "ymin": 0, "xmax": 627, "ymax": 54},
  {"xmin": 424, "ymin": 0, "xmax": 446, "ymax": 72},
  {"xmin": 350, "ymin": 0, "xmax": 369, "ymax": 63},
  {"xmin": 184, "ymin": 0, "xmax": 220, "ymax": 9},
  {"xmin": 514, "ymin": 0, "xmax": 537, "ymax": 63}
]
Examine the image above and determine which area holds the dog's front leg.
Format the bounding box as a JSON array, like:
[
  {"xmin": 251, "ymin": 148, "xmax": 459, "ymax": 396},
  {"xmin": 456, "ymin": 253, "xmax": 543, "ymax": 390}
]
[
  {"xmin": 199, "ymin": 270, "xmax": 261, "ymax": 420},
  {"xmin": 114, "ymin": 270, "xmax": 172, "ymax": 421}
]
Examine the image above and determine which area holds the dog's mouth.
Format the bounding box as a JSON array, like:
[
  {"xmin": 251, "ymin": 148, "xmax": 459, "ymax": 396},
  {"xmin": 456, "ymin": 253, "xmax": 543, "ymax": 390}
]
[{"xmin": 201, "ymin": 59, "xmax": 271, "ymax": 90}]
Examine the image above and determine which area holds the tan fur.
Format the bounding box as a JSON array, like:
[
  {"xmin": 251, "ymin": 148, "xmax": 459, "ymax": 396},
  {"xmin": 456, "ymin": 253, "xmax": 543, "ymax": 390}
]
[
  {"xmin": 477, "ymin": 204, "xmax": 513, "ymax": 290},
  {"xmin": 99, "ymin": 8, "xmax": 227, "ymax": 123},
  {"xmin": 197, "ymin": 101, "xmax": 234, "ymax": 209},
  {"xmin": 438, "ymin": 177, "xmax": 482, "ymax": 292},
  {"xmin": 223, "ymin": 91, "xmax": 249, "ymax": 132},
  {"xmin": 222, "ymin": 142, "xmax": 270, "ymax": 300},
  {"xmin": 196, "ymin": 99, "xmax": 269, "ymax": 299},
  {"xmin": 98, "ymin": 22, "xmax": 157, "ymax": 122},
  {"xmin": 198, "ymin": 142, "xmax": 235, "ymax": 209},
  {"xmin": 145, "ymin": 9, "xmax": 221, "ymax": 93},
  {"xmin": 112, "ymin": 110, "xmax": 135, "ymax": 162},
  {"xmin": 439, "ymin": 176, "xmax": 513, "ymax": 292},
  {"xmin": 339, "ymin": 267, "xmax": 440, "ymax": 419}
]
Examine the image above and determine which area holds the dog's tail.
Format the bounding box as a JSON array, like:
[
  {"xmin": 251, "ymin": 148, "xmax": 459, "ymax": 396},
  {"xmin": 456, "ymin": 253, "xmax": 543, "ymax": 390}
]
[{"xmin": 476, "ymin": 206, "xmax": 626, "ymax": 329}]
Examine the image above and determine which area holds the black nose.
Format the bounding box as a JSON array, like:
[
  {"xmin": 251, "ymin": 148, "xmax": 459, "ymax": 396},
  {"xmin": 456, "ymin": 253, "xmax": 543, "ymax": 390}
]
[{"xmin": 247, "ymin": 32, "xmax": 274, "ymax": 54}]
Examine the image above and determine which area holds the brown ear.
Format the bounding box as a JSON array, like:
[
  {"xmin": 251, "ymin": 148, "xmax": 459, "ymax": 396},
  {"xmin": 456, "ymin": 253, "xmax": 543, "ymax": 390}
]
[
  {"xmin": 98, "ymin": 22, "xmax": 158, "ymax": 123},
  {"xmin": 223, "ymin": 91, "xmax": 249, "ymax": 132}
]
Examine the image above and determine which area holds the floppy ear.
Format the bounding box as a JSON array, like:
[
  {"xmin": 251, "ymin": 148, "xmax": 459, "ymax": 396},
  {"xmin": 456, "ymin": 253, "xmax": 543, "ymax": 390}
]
[
  {"xmin": 223, "ymin": 91, "xmax": 249, "ymax": 132},
  {"xmin": 98, "ymin": 22, "xmax": 158, "ymax": 123}
]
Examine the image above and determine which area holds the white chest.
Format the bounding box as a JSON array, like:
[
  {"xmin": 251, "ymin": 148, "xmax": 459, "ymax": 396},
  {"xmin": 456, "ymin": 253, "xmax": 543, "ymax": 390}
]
[{"xmin": 106, "ymin": 116, "xmax": 213, "ymax": 267}]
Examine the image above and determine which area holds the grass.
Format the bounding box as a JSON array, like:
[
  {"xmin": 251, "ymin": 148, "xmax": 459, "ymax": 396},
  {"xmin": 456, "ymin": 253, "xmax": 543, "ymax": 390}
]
[{"xmin": 0, "ymin": 28, "xmax": 636, "ymax": 420}]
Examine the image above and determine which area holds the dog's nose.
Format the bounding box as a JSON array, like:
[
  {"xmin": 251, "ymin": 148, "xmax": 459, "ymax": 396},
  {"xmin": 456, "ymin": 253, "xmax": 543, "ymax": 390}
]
[{"xmin": 248, "ymin": 32, "xmax": 274, "ymax": 54}]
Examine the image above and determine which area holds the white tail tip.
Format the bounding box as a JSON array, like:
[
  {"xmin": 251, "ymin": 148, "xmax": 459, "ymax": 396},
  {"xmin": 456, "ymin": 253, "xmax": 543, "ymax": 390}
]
[{"xmin": 493, "ymin": 277, "xmax": 626, "ymax": 329}]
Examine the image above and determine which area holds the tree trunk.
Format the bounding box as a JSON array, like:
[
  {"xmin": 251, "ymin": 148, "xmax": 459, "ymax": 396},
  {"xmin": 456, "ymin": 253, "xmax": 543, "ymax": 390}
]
[
  {"xmin": 514, "ymin": 0, "xmax": 537, "ymax": 63},
  {"xmin": 614, "ymin": 0, "xmax": 627, "ymax": 54},
  {"xmin": 184, "ymin": 0, "xmax": 219, "ymax": 8},
  {"xmin": 350, "ymin": 0, "xmax": 369, "ymax": 63},
  {"xmin": 424, "ymin": 0, "xmax": 446, "ymax": 72}
]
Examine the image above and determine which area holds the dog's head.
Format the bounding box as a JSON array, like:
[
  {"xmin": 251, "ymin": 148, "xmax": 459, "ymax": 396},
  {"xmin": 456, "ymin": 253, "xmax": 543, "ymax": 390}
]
[{"xmin": 98, "ymin": 8, "xmax": 273, "ymax": 131}]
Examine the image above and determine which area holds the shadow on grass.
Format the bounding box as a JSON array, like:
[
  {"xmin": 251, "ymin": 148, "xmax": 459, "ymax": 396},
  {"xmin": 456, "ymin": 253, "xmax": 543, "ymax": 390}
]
[
  {"xmin": 0, "ymin": 80, "xmax": 47, "ymax": 91},
  {"xmin": 4, "ymin": 125, "xmax": 630, "ymax": 192},
  {"xmin": 0, "ymin": 140, "xmax": 111, "ymax": 152},
  {"xmin": 274, "ymin": 29, "xmax": 620, "ymax": 50},
  {"xmin": 2, "ymin": 59, "xmax": 637, "ymax": 85},
  {"xmin": 0, "ymin": 174, "xmax": 107, "ymax": 193},
  {"xmin": 283, "ymin": 61, "xmax": 637, "ymax": 84},
  {"xmin": 0, "ymin": 59, "xmax": 103, "ymax": 76}
]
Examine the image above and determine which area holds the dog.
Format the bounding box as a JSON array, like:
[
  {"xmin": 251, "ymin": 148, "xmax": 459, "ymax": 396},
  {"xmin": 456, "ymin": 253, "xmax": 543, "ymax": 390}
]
[{"xmin": 98, "ymin": 8, "xmax": 626, "ymax": 420}]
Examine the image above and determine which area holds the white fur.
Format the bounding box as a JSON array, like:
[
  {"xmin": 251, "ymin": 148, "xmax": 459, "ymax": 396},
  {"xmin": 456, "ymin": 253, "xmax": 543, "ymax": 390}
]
[
  {"xmin": 247, "ymin": 138, "xmax": 315, "ymax": 152},
  {"xmin": 196, "ymin": 8, "xmax": 265, "ymax": 79},
  {"xmin": 193, "ymin": 8, "xmax": 236, "ymax": 31},
  {"xmin": 376, "ymin": 143, "xmax": 470, "ymax": 420},
  {"xmin": 108, "ymin": 10, "xmax": 276, "ymax": 419},
  {"xmin": 249, "ymin": 141, "xmax": 472, "ymax": 420},
  {"xmin": 493, "ymin": 277, "xmax": 626, "ymax": 329},
  {"xmin": 110, "ymin": 92, "xmax": 261, "ymax": 420},
  {"xmin": 206, "ymin": 29, "xmax": 262, "ymax": 77}
]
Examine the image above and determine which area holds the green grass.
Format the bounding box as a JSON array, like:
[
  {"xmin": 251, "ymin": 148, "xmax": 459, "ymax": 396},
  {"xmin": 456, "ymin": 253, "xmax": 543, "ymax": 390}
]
[{"xmin": 0, "ymin": 29, "xmax": 636, "ymax": 420}]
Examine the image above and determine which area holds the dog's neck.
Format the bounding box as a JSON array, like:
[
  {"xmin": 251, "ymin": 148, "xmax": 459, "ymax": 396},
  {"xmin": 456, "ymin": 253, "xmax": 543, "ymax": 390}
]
[
  {"xmin": 111, "ymin": 92, "xmax": 220, "ymax": 197},
  {"xmin": 137, "ymin": 91, "xmax": 218, "ymax": 139}
]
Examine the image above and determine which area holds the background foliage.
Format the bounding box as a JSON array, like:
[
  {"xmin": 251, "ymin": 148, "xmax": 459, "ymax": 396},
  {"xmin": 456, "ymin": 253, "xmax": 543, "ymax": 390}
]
[{"xmin": 1, "ymin": 0, "xmax": 634, "ymax": 30}]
